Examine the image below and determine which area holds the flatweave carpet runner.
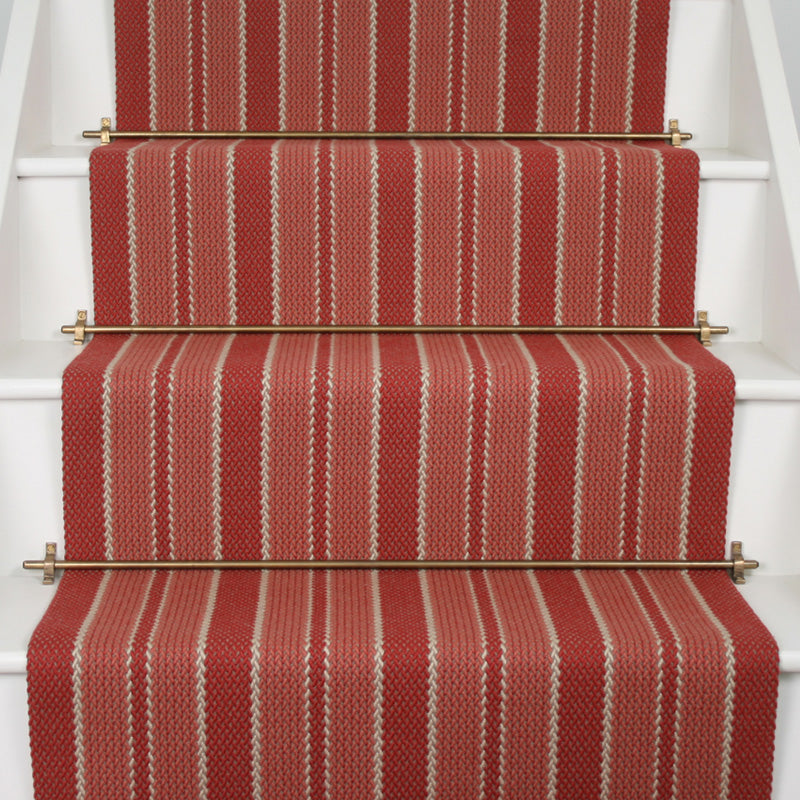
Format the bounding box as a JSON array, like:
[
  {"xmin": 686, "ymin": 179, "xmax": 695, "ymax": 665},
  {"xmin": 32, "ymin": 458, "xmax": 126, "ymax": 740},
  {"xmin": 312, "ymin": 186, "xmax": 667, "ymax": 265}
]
[
  {"xmin": 62, "ymin": 333, "xmax": 732, "ymax": 563},
  {"xmin": 90, "ymin": 140, "xmax": 699, "ymax": 327},
  {"xmin": 27, "ymin": 0, "xmax": 780, "ymax": 797},
  {"xmin": 29, "ymin": 569, "xmax": 776, "ymax": 800},
  {"xmin": 115, "ymin": 0, "xmax": 670, "ymax": 133}
]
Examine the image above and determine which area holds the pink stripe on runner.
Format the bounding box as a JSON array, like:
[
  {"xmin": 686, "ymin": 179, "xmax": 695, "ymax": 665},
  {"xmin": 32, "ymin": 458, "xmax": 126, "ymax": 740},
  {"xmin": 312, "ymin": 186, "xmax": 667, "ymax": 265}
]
[
  {"xmin": 461, "ymin": 0, "xmax": 504, "ymax": 132},
  {"xmin": 168, "ymin": 336, "xmax": 228, "ymax": 559},
  {"xmin": 254, "ymin": 570, "xmax": 314, "ymax": 796},
  {"xmin": 560, "ymin": 143, "xmax": 605, "ymax": 323},
  {"xmin": 325, "ymin": 571, "xmax": 378, "ymax": 797},
  {"xmin": 147, "ymin": 571, "xmax": 214, "ymax": 798},
  {"xmin": 417, "ymin": 143, "xmax": 461, "ymax": 323},
  {"xmin": 570, "ymin": 337, "xmax": 629, "ymax": 559},
  {"xmin": 418, "ymin": 334, "xmax": 472, "ymax": 560},
  {"xmin": 326, "ymin": 336, "xmax": 375, "ymax": 558},
  {"xmin": 589, "ymin": 1, "xmax": 631, "ymax": 131},
  {"xmin": 472, "ymin": 141, "xmax": 517, "ymax": 324},
  {"xmin": 426, "ymin": 571, "xmax": 484, "ymax": 793},
  {"xmin": 334, "ymin": 0, "xmax": 377, "ymax": 131},
  {"xmin": 479, "ymin": 335, "xmax": 537, "ymax": 560},
  {"xmin": 329, "ymin": 140, "xmax": 374, "ymax": 324},
  {"xmin": 283, "ymin": 0, "xmax": 323, "ymax": 129},
  {"xmin": 540, "ymin": 1, "xmax": 582, "ymax": 131},
  {"xmin": 274, "ymin": 141, "xmax": 320, "ymax": 324},
  {"xmin": 108, "ymin": 335, "xmax": 173, "ymax": 559},
  {"xmin": 412, "ymin": 0, "xmax": 452, "ymax": 132},
  {"xmin": 201, "ymin": 1, "xmax": 241, "ymax": 129},
  {"xmin": 264, "ymin": 336, "xmax": 319, "ymax": 558}
]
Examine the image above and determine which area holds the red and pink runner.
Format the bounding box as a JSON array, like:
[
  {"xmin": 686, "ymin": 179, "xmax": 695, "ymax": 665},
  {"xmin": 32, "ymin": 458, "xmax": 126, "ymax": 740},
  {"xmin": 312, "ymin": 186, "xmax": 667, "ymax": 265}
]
[{"xmin": 27, "ymin": 1, "xmax": 778, "ymax": 798}]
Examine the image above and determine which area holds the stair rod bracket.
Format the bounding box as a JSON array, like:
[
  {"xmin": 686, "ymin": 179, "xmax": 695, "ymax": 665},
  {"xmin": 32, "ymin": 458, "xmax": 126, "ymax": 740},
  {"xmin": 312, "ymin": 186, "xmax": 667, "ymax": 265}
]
[
  {"xmin": 24, "ymin": 542, "xmax": 759, "ymax": 585},
  {"xmin": 84, "ymin": 117, "xmax": 693, "ymax": 145}
]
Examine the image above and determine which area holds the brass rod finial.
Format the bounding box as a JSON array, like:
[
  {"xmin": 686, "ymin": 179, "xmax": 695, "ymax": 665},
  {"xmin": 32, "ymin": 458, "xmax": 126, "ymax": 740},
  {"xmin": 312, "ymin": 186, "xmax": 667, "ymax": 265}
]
[{"xmin": 731, "ymin": 541, "xmax": 757, "ymax": 585}]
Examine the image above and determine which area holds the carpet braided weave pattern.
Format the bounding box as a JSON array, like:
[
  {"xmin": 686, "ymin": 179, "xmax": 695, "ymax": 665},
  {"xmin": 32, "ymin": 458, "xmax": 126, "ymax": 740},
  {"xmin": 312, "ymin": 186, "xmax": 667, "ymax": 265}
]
[
  {"xmin": 28, "ymin": 569, "xmax": 777, "ymax": 799},
  {"xmin": 115, "ymin": 0, "xmax": 670, "ymax": 133},
  {"xmin": 25, "ymin": 0, "xmax": 780, "ymax": 797},
  {"xmin": 62, "ymin": 333, "xmax": 733, "ymax": 563},
  {"xmin": 90, "ymin": 139, "xmax": 698, "ymax": 327}
]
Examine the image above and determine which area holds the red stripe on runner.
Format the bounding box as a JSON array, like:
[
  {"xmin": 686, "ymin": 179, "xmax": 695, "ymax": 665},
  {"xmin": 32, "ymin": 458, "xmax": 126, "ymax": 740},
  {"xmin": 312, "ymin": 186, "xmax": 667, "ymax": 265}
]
[
  {"xmin": 376, "ymin": 335, "xmax": 422, "ymax": 558},
  {"xmin": 205, "ymin": 571, "xmax": 261, "ymax": 799},
  {"xmin": 376, "ymin": 142, "xmax": 415, "ymax": 324},
  {"xmin": 374, "ymin": 0, "xmax": 411, "ymax": 131},
  {"xmin": 517, "ymin": 143, "xmax": 559, "ymax": 323},
  {"xmin": 231, "ymin": 142, "xmax": 275, "ymax": 325},
  {"xmin": 114, "ymin": 0, "xmax": 149, "ymax": 129},
  {"xmin": 243, "ymin": 0, "xmax": 280, "ymax": 130},
  {"xmin": 540, "ymin": 570, "xmax": 605, "ymax": 798},
  {"xmin": 91, "ymin": 144, "xmax": 137, "ymax": 326},
  {"xmin": 219, "ymin": 335, "xmax": 274, "ymax": 560},
  {"xmin": 629, "ymin": 0, "xmax": 671, "ymax": 133},
  {"xmin": 380, "ymin": 572, "xmax": 430, "ymax": 796},
  {"xmin": 28, "ymin": 572, "xmax": 105, "ymax": 799},
  {"xmin": 63, "ymin": 336, "xmax": 129, "ymax": 560}
]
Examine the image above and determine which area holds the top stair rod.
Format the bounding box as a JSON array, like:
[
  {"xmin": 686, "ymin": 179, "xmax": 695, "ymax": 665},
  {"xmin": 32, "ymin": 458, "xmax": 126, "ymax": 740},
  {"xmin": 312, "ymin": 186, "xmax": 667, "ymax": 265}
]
[{"xmin": 85, "ymin": 118, "xmax": 691, "ymax": 147}]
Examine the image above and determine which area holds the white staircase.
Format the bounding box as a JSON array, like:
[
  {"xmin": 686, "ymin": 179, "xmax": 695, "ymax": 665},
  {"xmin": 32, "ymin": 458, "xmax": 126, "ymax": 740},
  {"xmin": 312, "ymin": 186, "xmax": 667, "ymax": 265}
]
[{"xmin": 2, "ymin": 1, "xmax": 800, "ymax": 797}]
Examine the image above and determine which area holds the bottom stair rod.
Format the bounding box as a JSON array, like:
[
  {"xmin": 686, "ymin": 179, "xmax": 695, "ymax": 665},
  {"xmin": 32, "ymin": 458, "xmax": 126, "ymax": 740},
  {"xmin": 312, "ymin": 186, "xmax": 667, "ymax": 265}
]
[{"xmin": 24, "ymin": 542, "xmax": 757, "ymax": 584}]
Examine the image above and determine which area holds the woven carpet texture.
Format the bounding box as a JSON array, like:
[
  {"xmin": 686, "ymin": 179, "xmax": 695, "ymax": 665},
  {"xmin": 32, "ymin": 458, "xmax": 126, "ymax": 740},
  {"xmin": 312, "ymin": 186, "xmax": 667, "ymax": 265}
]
[
  {"xmin": 29, "ymin": 569, "xmax": 777, "ymax": 800},
  {"xmin": 90, "ymin": 139, "xmax": 699, "ymax": 327},
  {"xmin": 25, "ymin": 0, "xmax": 781, "ymax": 798},
  {"xmin": 115, "ymin": 0, "xmax": 670, "ymax": 133},
  {"xmin": 62, "ymin": 333, "xmax": 733, "ymax": 564}
]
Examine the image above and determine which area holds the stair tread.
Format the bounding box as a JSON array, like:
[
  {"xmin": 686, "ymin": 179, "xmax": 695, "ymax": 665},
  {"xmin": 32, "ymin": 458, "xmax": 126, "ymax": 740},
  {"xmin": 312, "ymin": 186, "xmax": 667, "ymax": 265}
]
[
  {"xmin": 15, "ymin": 146, "xmax": 770, "ymax": 180},
  {"xmin": 3, "ymin": 340, "xmax": 798, "ymax": 400},
  {"xmin": 2, "ymin": 571, "xmax": 798, "ymax": 674}
]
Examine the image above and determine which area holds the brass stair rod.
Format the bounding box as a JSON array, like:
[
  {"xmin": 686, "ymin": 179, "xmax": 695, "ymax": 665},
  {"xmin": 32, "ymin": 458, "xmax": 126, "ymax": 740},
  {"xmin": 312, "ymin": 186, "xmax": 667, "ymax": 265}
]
[
  {"xmin": 63, "ymin": 311, "xmax": 727, "ymax": 345},
  {"xmin": 25, "ymin": 543, "xmax": 757, "ymax": 584},
  {"xmin": 85, "ymin": 118, "xmax": 691, "ymax": 146}
]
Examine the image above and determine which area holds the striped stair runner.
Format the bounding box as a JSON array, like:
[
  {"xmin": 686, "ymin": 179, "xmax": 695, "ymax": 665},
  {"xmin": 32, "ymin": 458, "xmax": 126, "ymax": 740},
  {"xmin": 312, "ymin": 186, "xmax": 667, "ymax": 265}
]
[
  {"xmin": 26, "ymin": 1, "xmax": 779, "ymax": 798},
  {"xmin": 90, "ymin": 139, "xmax": 699, "ymax": 328}
]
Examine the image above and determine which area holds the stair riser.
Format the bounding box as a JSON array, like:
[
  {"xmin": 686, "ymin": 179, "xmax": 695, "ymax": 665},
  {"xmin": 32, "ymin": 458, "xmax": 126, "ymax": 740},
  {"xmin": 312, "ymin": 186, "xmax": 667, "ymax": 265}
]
[
  {"xmin": 48, "ymin": 0, "xmax": 733, "ymax": 148},
  {"xmin": 2, "ymin": 394, "xmax": 797, "ymax": 576},
  {"xmin": 16, "ymin": 176, "xmax": 766, "ymax": 341}
]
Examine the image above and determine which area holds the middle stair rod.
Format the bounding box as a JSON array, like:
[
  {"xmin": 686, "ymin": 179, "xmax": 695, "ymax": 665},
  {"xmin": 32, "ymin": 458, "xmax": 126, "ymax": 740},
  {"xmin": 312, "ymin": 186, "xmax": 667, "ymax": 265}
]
[
  {"xmin": 63, "ymin": 311, "xmax": 727, "ymax": 346},
  {"xmin": 23, "ymin": 542, "xmax": 758, "ymax": 585}
]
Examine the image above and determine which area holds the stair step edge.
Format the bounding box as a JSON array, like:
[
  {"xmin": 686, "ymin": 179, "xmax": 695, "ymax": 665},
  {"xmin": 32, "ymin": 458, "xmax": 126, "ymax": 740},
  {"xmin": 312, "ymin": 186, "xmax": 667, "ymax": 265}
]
[
  {"xmin": 15, "ymin": 148, "xmax": 771, "ymax": 181},
  {"xmin": 1, "ymin": 341, "xmax": 799, "ymax": 401},
  {"xmin": 1, "ymin": 573, "xmax": 798, "ymax": 674}
]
